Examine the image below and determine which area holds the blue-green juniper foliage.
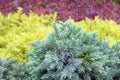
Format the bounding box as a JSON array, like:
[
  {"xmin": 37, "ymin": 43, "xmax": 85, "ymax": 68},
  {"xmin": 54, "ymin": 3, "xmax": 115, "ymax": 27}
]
[
  {"xmin": 0, "ymin": 58, "xmax": 30, "ymax": 80},
  {"xmin": 27, "ymin": 21, "xmax": 120, "ymax": 80}
]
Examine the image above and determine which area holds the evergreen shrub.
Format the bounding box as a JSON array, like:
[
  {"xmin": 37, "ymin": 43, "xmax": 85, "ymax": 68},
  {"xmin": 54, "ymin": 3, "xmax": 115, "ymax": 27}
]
[
  {"xmin": 0, "ymin": 58, "xmax": 30, "ymax": 80},
  {"xmin": 27, "ymin": 21, "xmax": 119, "ymax": 80},
  {"xmin": 111, "ymin": 42, "xmax": 120, "ymax": 80}
]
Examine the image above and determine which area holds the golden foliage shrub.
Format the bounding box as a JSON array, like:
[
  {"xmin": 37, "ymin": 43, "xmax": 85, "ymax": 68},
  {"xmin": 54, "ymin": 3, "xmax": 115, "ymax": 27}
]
[
  {"xmin": 0, "ymin": 8, "xmax": 57, "ymax": 61},
  {"xmin": 69, "ymin": 17, "xmax": 120, "ymax": 45}
]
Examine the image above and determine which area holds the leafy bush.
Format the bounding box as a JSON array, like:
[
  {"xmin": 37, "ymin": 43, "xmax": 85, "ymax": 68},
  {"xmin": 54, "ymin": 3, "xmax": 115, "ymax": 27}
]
[
  {"xmin": 70, "ymin": 17, "xmax": 120, "ymax": 45},
  {"xmin": 0, "ymin": 0, "xmax": 120, "ymax": 23},
  {"xmin": 27, "ymin": 21, "xmax": 119, "ymax": 80},
  {"xmin": 0, "ymin": 58, "xmax": 30, "ymax": 80},
  {"xmin": 0, "ymin": 9, "xmax": 56, "ymax": 61}
]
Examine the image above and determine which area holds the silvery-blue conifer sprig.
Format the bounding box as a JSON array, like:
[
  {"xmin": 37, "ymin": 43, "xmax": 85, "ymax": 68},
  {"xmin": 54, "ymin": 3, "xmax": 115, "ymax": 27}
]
[{"xmin": 111, "ymin": 41, "xmax": 120, "ymax": 80}]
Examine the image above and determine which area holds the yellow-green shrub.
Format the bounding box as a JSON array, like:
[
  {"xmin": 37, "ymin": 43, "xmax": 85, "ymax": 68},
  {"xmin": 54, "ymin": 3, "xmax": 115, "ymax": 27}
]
[
  {"xmin": 69, "ymin": 17, "xmax": 120, "ymax": 45},
  {"xmin": 0, "ymin": 8, "xmax": 57, "ymax": 61}
]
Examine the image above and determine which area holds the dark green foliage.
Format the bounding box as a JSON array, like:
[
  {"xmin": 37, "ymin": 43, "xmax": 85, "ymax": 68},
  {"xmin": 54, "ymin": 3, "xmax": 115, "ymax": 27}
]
[
  {"xmin": 113, "ymin": 0, "xmax": 120, "ymax": 4},
  {"xmin": 27, "ymin": 21, "xmax": 119, "ymax": 80},
  {"xmin": 0, "ymin": 58, "xmax": 30, "ymax": 80}
]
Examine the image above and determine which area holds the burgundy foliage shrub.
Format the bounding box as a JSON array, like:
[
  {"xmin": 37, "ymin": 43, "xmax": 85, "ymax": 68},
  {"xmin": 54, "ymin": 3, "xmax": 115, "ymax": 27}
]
[{"xmin": 0, "ymin": 0, "xmax": 120, "ymax": 23}]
